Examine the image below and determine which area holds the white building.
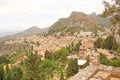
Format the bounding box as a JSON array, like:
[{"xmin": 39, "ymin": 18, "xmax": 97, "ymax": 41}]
[{"xmin": 79, "ymin": 31, "xmax": 93, "ymax": 37}]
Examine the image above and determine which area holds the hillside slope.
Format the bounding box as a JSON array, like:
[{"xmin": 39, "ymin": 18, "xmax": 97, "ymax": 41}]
[
  {"xmin": 47, "ymin": 11, "xmax": 104, "ymax": 35},
  {"xmin": 89, "ymin": 13, "xmax": 111, "ymax": 27},
  {"xmin": 0, "ymin": 26, "xmax": 44, "ymax": 41}
]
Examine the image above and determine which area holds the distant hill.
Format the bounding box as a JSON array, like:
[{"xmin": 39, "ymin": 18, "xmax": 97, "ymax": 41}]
[
  {"xmin": 0, "ymin": 31, "xmax": 20, "ymax": 38},
  {"xmin": 89, "ymin": 13, "xmax": 111, "ymax": 27},
  {"xmin": 17, "ymin": 26, "xmax": 44, "ymax": 36},
  {"xmin": 0, "ymin": 26, "xmax": 44, "ymax": 41},
  {"xmin": 47, "ymin": 11, "xmax": 106, "ymax": 35}
]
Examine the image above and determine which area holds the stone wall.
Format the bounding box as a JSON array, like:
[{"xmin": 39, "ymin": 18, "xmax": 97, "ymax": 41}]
[
  {"xmin": 69, "ymin": 66, "xmax": 98, "ymax": 80},
  {"xmin": 98, "ymin": 65, "xmax": 120, "ymax": 79},
  {"xmin": 69, "ymin": 65, "xmax": 120, "ymax": 80}
]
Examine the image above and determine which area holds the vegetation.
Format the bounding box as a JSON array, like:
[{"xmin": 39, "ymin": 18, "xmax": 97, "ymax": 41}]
[
  {"xmin": 0, "ymin": 41, "xmax": 4, "ymax": 46},
  {"xmin": 116, "ymin": 47, "xmax": 120, "ymax": 53},
  {"xmin": 66, "ymin": 59, "xmax": 78, "ymax": 78},
  {"xmin": 45, "ymin": 50, "xmax": 53, "ymax": 60},
  {"xmin": 94, "ymin": 35, "xmax": 118, "ymax": 50},
  {"xmin": 94, "ymin": 38, "xmax": 104, "ymax": 48},
  {"xmin": 48, "ymin": 25, "xmax": 66, "ymax": 35},
  {"xmin": 92, "ymin": 25, "xmax": 105, "ymax": 36},
  {"xmin": 0, "ymin": 55, "xmax": 9, "ymax": 65},
  {"xmin": 0, "ymin": 63, "xmax": 23, "ymax": 80},
  {"xmin": 65, "ymin": 26, "xmax": 82, "ymax": 35},
  {"xmin": 0, "ymin": 38, "xmax": 120, "ymax": 80},
  {"xmin": 41, "ymin": 59, "xmax": 59, "ymax": 80},
  {"xmin": 104, "ymin": 35, "xmax": 118, "ymax": 50},
  {"xmin": 0, "ymin": 0, "xmax": 120, "ymax": 79},
  {"xmin": 74, "ymin": 41, "xmax": 82, "ymax": 51},
  {"xmin": 41, "ymin": 11, "xmax": 107, "ymax": 37},
  {"xmin": 110, "ymin": 58, "xmax": 120, "ymax": 67},
  {"xmin": 0, "ymin": 40, "xmax": 93, "ymax": 80},
  {"xmin": 60, "ymin": 71, "xmax": 64, "ymax": 80},
  {"xmin": 100, "ymin": 53, "xmax": 120, "ymax": 67},
  {"xmin": 11, "ymin": 67, "xmax": 23, "ymax": 80},
  {"xmin": 100, "ymin": 53, "xmax": 111, "ymax": 66},
  {"xmin": 23, "ymin": 52, "xmax": 41, "ymax": 80},
  {"xmin": 102, "ymin": 0, "xmax": 120, "ymax": 26},
  {"xmin": 0, "ymin": 65, "xmax": 4, "ymax": 80}
]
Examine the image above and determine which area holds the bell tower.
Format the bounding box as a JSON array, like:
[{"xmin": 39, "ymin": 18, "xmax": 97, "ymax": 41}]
[{"xmin": 89, "ymin": 50, "xmax": 100, "ymax": 66}]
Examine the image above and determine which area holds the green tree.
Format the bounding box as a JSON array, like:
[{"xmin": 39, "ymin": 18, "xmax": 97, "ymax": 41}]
[
  {"xmin": 102, "ymin": 0, "xmax": 120, "ymax": 45},
  {"xmin": 45, "ymin": 50, "xmax": 53, "ymax": 60},
  {"xmin": 102, "ymin": 0, "xmax": 120, "ymax": 26},
  {"xmin": 4, "ymin": 64, "xmax": 12, "ymax": 80},
  {"xmin": 60, "ymin": 52, "xmax": 68, "ymax": 64},
  {"xmin": 66, "ymin": 59, "xmax": 78, "ymax": 77},
  {"xmin": 37, "ymin": 41, "xmax": 40, "ymax": 46},
  {"xmin": 94, "ymin": 38, "xmax": 104, "ymax": 48},
  {"xmin": 74, "ymin": 41, "xmax": 82, "ymax": 51},
  {"xmin": 100, "ymin": 53, "xmax": 110, "ymax": 66},
  {"xmin": 67, "ymin": 43, "xmax": 74, "ymax": 53},
  {"xmin": 74, "ymin": 59, "xmax": 78, "ymax": 74},
  {"xmin": 116, "ymin": 47, "xmax": 120, "ymax": 53},
  {"xmin": 41, "ymin": 60, "xmax": 59, "ymax": 80},
  {"xmin": 110, "ymin": 58, "xmax": 120, "ymax": 67},
  {"xmin": 0, "ymin": 65, "xmax": 4, "ymax": 80},
  {"xmin": 104, "ymin": 35, "xmax": 117, "ymax": 50},
  {"xmin": 54, "ymin": 47, "xmax": 69, "ymax": 61},
  {"xmin": 22, "ymin": 51, "xmax": 41, "ymax": 80},
  {"xmin": 60, "ymin": 71, "xmax": 64, "ymax": 80},
  {"xmin": 0, "ymin": 55, "xmax": 9, "ymax": 64},
  {"xmin": 11, "ymin": 67, "xmax": 23, "ymax": 80}
]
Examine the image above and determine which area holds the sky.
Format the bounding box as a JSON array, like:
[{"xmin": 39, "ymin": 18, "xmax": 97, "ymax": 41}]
[{"xmin": 0, "ymin": 0, "xmax": 111, "ymax": 33}]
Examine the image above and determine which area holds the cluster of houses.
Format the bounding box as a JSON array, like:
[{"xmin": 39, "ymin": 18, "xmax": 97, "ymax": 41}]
[
  {"xmin": 5, "ymin": 30, "xmax": 108, "ymax": 45},
  {"xmin": 69, "ymin": 45, "xmax": 120, "ymax": 80},
  {"xmin": 68, "ymin": 37, "xmax": 120, "ymax": 80},
  {"xmin": 3, "ymin": 29, "xmax": 120, "ymax": 80}
]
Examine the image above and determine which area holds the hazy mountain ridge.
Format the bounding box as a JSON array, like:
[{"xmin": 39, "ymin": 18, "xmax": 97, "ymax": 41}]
[
  {"xmin": 89, "ymin": 13, "xmax": 111, "ymax": 27},
  {"xmin": 0, "ymin": 26, "xmax": 44, "ymax": 41},
  {"xmin": 0, "ymin": 11, "xmax": 111, "ymax": 40},
  {"xmin": 0, "ymin": 31, "xmax": 20, "ymax": 38}
]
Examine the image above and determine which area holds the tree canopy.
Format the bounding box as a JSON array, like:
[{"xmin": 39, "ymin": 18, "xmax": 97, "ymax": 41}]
[{"xmin": 102, "ymin": 0, "xmax": 120, "ymax": 26}]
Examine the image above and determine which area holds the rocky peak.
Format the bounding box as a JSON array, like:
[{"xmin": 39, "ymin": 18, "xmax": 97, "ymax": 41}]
[{"xmin": 70, "ymin": 11, "xmax": 86, "ymax": 18}]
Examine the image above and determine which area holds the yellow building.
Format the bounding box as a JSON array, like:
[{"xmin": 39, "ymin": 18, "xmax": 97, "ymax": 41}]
[{"xmin": 3, "ymin": 64, "xmax": 12, "ymax": 72}]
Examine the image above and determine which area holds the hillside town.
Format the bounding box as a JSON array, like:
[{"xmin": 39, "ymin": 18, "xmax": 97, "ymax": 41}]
[
  {"xmin": 0, "ymin": 0, "xmax": 120, "ymax": 79},
  {"xmin": 4, "ymin": 30, "xmax": 99, "ymax": 58},
  {"xmin": 1, "ymin": 28, "xmax": 119, "ymax": 80}
]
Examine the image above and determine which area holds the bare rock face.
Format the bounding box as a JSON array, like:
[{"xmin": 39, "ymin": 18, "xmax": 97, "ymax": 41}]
[{"xmin": 48, "ymin": 11, "xmax": 100, "ymax": 35}]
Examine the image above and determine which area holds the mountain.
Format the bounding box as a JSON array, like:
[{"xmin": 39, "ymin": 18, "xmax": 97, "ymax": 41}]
[
  {"xmin": 16, "ymin": 26, "xmax": 43, "ymax": 36},
  {"xmin": 0, "ymin": 26, "xmax": 44, "ymax": 41},
  {"xmin": 47, "ymin": 11, "xmax": 104, "ymax": 35},
  {"xmin": 89, "ymin": 13, "xmax": 111, "ymax": 27},
  {"xmin": 0, "ymin": 31, "xmax": 20, "ymax": 38}
]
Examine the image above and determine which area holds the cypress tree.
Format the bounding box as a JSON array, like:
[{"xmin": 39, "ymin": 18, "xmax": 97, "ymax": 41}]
[
  {"xmin": 66, "ymin": 59, "xmax": 78, "ymax": 77},
  {"xmin": 23, "ymin": 50, "xmax": 42, "ymax": 80},
  {"xmin": 60, "ymin": 71, "xmax": 64, "ymax": 80},
  {"xmin": 0, "ymin": 65, "xmax": 4, "ymax": 80}
]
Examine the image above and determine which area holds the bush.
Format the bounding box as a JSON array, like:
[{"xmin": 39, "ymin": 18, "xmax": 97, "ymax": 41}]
[
  {"xmin": 94, "ymin": 35, "xmax": 118, "ymax": 50},
  {"xmin": 110, "ymin": 59, "xmax": 120, "ymax": 67},
  {"xmin": 0, "ymin": 55, "xmax": 9, "ymax": 64},
  {"xmin": 100, "ymin": 53, "xmax": 110, "ymax": 66},
  {"xmin": 116, "ymin": 47, "xmax": 120, "ymax": 53},
  {"xmin": 66, "ymin": 59, "xmax": 78, "ymax": 77}
]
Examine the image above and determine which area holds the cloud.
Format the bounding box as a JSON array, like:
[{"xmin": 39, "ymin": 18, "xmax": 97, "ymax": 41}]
[
  {"xmin": 0, "ymin": 0, "xmax": 105, "ymax": 15},
  {"xmin": 0, "ymin": 0, "xmax": 111, "ymax": 33}
]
